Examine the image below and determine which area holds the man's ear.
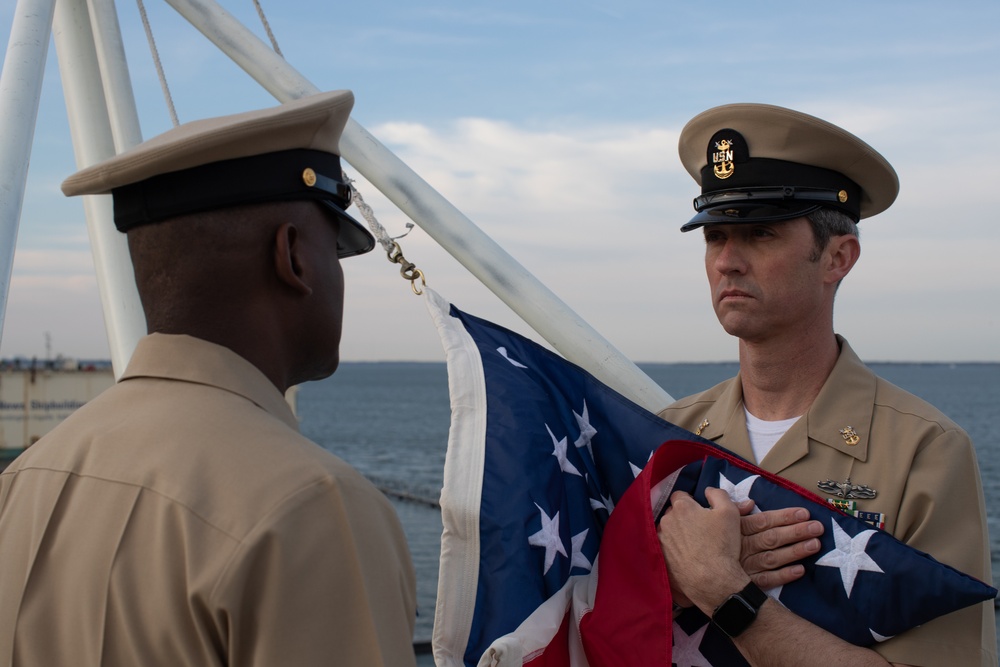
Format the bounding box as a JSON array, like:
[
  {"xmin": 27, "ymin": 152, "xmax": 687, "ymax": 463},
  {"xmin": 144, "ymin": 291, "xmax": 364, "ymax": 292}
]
[
  {"xmin": 273, "ymin": 222, "xmax": 313, "ymax": 295},
  {"xmin": 824, "ymin": 234, "xmax": 860, "ymax": 286}
]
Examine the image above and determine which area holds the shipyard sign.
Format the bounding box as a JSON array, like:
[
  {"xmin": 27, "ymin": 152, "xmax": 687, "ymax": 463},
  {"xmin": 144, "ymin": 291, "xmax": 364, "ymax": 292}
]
[
  {"xmin": 0, "ymin": 367, "xmax": 114, "ymax": 450},
  {"xmin": 2, "ymin": 400, "xmax": 89, "ymax": 413}
]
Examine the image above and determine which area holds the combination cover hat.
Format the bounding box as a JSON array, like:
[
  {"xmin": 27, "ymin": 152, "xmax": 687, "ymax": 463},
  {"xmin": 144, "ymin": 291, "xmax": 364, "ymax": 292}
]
[
  {"xmin": 61, "ymin": 90, "xmax": 375, "ymax": 258},
  {"xmin": 677, "ymin": 103, "xmax": 899, "ymax": 232}
]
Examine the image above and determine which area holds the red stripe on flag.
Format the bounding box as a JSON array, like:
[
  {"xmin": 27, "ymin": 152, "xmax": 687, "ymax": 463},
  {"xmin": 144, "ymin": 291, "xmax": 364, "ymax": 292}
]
[
  {"xmin": 578, "ymin": 442, "xmax": 676, "ymax": 666},
  {"xmin": 524, "ymin": 611, "xmax": 573, "ymax": 667}
]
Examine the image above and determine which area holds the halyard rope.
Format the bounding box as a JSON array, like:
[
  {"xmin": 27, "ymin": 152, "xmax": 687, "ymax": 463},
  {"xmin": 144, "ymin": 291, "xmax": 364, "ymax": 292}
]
[
  {"xmin": 251, "ymin": 0, "xmax": 284, "ymax": 56},
  {"xmin": 136, "ymin": 0, "xmax": 180, "ymax": 126}
]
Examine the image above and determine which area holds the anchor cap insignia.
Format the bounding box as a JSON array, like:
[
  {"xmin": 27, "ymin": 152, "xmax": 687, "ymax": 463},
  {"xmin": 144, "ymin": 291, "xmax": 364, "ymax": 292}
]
[
  {"xmin": 839, "ymin": 426, "xmax": 860, "ymax": 446},
  {"xmin": 706, "ymin": 129, "xmax": 748, "ymax": 183}
]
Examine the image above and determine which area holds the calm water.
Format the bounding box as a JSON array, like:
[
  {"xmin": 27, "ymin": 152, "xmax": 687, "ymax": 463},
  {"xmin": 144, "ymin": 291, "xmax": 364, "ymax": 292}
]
[{"xmin": 298, "ymin": 361, "xmax": 1000, "ymax": 662}]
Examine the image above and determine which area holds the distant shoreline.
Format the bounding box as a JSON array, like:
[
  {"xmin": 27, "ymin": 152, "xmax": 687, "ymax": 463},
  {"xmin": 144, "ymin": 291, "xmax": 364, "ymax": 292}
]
[
  {"xmin": 328, "ymin": 360, "xmax": 1000, "ymax": 367},
  {"xmin": 3, "ymin": 359, "xmax": 996, "ymax": 369}
]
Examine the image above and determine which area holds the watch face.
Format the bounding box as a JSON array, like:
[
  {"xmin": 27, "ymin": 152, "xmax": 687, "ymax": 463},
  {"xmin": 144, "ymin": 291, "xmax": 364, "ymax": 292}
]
[{"xmin": 713, "ymin": 594, "xmax": 758, "ymax": 638}]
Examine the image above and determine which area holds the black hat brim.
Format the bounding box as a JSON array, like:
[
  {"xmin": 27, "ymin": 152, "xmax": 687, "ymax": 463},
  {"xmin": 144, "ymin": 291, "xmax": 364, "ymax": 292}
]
[
  {"xmin": 680, "ymin": 200, "xmax": 822, "ymax": 232},
  {"xmin": 320, "ymin": 201, "xmax": 376, "ymax": 258}
]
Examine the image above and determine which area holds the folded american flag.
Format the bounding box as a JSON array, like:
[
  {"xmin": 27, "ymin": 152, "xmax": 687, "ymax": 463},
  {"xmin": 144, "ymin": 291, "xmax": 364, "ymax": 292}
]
[{"xmin": 426, "ymin": 290, "xmax": 996, "ymax": 667}]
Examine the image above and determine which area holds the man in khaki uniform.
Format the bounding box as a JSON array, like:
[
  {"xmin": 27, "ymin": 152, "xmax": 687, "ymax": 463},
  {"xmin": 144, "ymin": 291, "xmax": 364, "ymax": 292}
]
[
  {"xmin": 656, "ymin": 104, "xmax": 995, "ymax": 666},
  {"xmin": 0, "ymin": 91, "xmax": 417, "ymax": 666}
]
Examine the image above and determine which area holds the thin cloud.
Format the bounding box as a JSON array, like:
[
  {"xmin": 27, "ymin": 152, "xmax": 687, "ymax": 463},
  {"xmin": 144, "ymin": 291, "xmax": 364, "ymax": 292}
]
[{"xmin": 1, "ymin": 0, "xmax": 997, "ymax": 362}]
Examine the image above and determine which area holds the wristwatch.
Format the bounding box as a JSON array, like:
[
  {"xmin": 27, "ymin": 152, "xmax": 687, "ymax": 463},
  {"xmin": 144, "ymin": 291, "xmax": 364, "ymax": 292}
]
[{"xmin": 711, "ymin": 581, "xmax": 767, "ymax": 638}]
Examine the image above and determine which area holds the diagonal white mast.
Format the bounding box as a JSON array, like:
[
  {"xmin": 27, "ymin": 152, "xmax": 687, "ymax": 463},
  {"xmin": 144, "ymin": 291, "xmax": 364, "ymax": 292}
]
[
  {"xmin": 162, "ymin": 0, "xmax": 673, "ymax": 410},
  {"xmin": 0, "ymin": 0, "xmax": 58, "ymax": 348},
  {"xmin": 1, "ymin": 0, "xmax": 673, "ymax": 410},
  {"xmin": 52, "ymin": 0, "xmax": 146, "ymax": 376}
]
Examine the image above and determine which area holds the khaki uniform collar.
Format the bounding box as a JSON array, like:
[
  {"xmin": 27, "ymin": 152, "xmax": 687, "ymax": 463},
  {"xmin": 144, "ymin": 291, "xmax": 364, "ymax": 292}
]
[
  {"xmin": 119, "ymin": 333, "xmax": 300, "ymax": 431},
  {"xmin": 693, "ymin": 336, "xmax": 876, "ymax": 473},
  {"xmin": 794, "ymin": 336, "xmax": 876, "ymax": 467},
  {"xmin": 692, "ymin": 379, "xmax": 755, "ymax": 463}
]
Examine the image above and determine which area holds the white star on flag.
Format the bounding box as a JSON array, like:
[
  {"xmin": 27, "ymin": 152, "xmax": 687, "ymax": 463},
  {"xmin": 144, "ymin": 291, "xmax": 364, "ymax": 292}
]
[
  {"xmin": 671, "ymin": 621, "xmax": 712, "ymax": 667},
  {"xmin": 629, "ymin": 450, "xmax": 654, "ymax": 479},
  {"xmin": 573, "ymin": 401, "xmax": 598, "ymax": 461},
  {"xmin": 548, "ymin": 424, "xmax": 582, "ymax": 476},
  {"xmin": 570, "ymin": 529, "xmax": 592, "ymax": 572},
  {"xmin": 719, "ymin": 472, "xmax": 762, "ymax": 514},
  {"xmin": 497, "ymin": 346, "xmax": 527, "ymax": 368},
  {"xmin": 527, "ymin": 503, "xmax": 566, "ymax": 574},
  {"xmin": 590, "ymin": 492, "xmax": 614, "ymax": 514},
  {"xmin": 816, "ymin": 520, "xmax": 884, "ymax": 597}
]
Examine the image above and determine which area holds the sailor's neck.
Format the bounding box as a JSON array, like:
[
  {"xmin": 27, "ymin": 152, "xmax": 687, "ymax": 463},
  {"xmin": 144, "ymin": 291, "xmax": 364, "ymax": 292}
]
[{"xmin": 737, "ymin": 334, "xmax": 840, "ymax": 421}]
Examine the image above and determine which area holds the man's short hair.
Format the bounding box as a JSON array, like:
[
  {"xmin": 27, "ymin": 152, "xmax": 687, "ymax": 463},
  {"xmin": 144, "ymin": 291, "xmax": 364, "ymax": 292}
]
[{"xmin": 806, "ymin": 207, "xmax": 859, "ymax": 253}]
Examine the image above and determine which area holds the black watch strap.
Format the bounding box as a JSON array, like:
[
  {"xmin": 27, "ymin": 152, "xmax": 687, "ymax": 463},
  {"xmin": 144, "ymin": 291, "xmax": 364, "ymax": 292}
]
[{"xmin": 711, "ymin": 581, "xmax": 768, "ymax": 638}]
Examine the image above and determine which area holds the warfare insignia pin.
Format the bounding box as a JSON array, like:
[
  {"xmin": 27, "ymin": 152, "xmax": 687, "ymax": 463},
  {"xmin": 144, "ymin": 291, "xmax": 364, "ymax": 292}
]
[
  {"xmin": 839, "ymin": 426, "xmax": 860, "ymax": 446},
  {"xmin": 818, "ymin": 477, "xmax": 877, "ymax": 500}
]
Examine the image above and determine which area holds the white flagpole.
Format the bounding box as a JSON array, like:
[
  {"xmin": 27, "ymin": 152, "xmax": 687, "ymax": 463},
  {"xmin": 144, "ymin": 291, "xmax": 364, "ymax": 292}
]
[
  {"xmin": 0, "ymin": 0, "xmax": 58, "ymax": 344},
  {"xmin": 52, "ymin": 0, "xmax": 145, "ymax": 377},
  {"xmin": 86, "ymin": 0, "xmax": 144, "ymax": 153},
  {"xmin": 163, "ymin": 0, "xmax": 674, "ymax": 411}
]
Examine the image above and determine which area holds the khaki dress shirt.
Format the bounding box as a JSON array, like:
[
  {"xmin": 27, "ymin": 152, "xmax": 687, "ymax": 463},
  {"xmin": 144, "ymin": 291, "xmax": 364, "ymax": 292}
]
[
  {"xmin": 0, "ymin": 334, "xmax": 416, "ymax": 666},
  {"xmin": 660, "ymin": 337, "xmax": 996, "ymax": 666}
]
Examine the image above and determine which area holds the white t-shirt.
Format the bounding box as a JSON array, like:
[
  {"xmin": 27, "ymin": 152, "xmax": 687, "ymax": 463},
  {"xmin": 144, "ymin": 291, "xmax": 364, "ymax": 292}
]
[{"xmin": 744, "ymin": 406, "xmax": 801, "ymax": 464}]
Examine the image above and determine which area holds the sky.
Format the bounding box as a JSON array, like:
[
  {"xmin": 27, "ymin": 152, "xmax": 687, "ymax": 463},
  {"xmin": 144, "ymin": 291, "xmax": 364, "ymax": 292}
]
[{"xmin": 1, "ymin": 0, "xmax": 998, "ymax": 368}]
